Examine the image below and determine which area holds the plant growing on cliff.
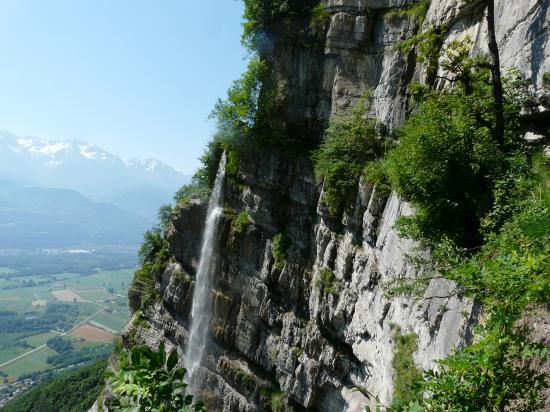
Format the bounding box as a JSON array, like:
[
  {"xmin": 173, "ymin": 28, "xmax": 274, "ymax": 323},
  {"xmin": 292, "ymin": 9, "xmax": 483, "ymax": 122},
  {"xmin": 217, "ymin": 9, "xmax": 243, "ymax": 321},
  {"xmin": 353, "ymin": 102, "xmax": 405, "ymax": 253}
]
[
  {"xmin": 109, "ymin": 342, "xmax": 204, "ymax": 411},
  {"xmin": 211, "ymin": 58, "xmax": 268, "ymax": 143},
  {"xmin": 174, "ymin": 182, "xmax": 210, "ymax": 206},
  {"xmin": 385, "ymin": 44, "xmax": 533, "ymax": 248},
  {"xmin": 232, "ymin": 211, "xmax": 251, "ymax": 235},
  {"xmin": 316, "ymin": 267, "xmax": 342, "ymax": 295},
  {"xmin": 386, "ymin": 0, "xmax": 430, "ymax": 26},
  {"xmin": 242, "ymin": 0, "xmax": 318, "ymax": 51},
  {"xmin": 312, "ymin": 93, "xmax": 388, "ymax": 215},
  {"xmin": 132, "ymin": 228, "xmax": 171, "ymax": 308},
  {"xmin": 272, "ymin": 233, "xmax": 289, "ymax": 270},
  {"xmin": 381, "ymin": 153, "xmax": 550, "ymax": 411},
  {"xmin": 389, "ymin": 327, "xmax": 422, "ymax": 410}
]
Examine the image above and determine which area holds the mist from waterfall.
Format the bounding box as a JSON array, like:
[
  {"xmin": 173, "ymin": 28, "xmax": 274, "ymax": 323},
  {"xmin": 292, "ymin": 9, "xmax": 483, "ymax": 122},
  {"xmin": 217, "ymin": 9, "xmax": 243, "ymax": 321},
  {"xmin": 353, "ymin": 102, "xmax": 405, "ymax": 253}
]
[{"xmin": 185, "ymin": 152, "xmax": 226, "ymax": 383}]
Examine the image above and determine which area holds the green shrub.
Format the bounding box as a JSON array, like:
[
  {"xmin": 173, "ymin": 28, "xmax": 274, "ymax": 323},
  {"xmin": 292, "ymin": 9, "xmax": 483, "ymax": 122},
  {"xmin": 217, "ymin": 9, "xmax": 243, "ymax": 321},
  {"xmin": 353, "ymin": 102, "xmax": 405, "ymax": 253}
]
[
  {"xmin": 386, "ymin": 0, "xmax": 430, "ymax": 26},
  {"xmin": 390, "ymin": 327, "xmax": 422, "ymax": 409},
  {"xmin": 385, "ymin": 45, "xmax": 532, "ymax": 248},
  {"xmin": 138, "ymin": 228, "xmax": 168, "ymax": 264},
  {"xmin": 158, "ymin": 204, "xmax": 173, "ymax": 229},
  {"xmin": 242, "ymin": 0, "xmax": 318, "ymax": 50},
  {"xmin": 363, "ymin": 158, "xmax": 392, "ymax": 198},
  {"xmin": 316, "ymin": 267, "xmax": 342, "ymax": 295},
  {"xmin": 543, "ymin": 71, "xmax": 550, "ymax": 87},
  {"xmin": 192, "ymin": 140, "xmax": 225, "ymax": 189},
  {"xmin": 211, "ymin": 58, "xmax": 268, "ymax": 144},
  {"xmin": 386, "ymin": 87, "xmax": 501, "ymax": 247},
  {"xmin": 133, "ymin": 227, "xmax": 171, "ymax": 308},
  {"xmin": 385, "ymin": 152, "xmax": 550, "ymax": 410},
  {"xmin": 233, "ymin": 211, "xmax": 251, "ymax": 235},
  {"xmin": 109, "ymin": 342, "xmax": 203, "ymax": 411},
  {"xmin": 311, "ymin": 4, "xmax": 330, "ymax": 27},
  {"xmin": 311, "ymin": 94, "xmax": 388, "ymax": 215},
  {"xmin": 272, "ymin": 233, "xmax": 289, "ymax": 270},
  {"xmin": 260, "ymin": 385, "xmax": 294, "ymax": 412},
  {"xmin": 173, "ymin": 183, "xmax": 210, "ymax": 206}
]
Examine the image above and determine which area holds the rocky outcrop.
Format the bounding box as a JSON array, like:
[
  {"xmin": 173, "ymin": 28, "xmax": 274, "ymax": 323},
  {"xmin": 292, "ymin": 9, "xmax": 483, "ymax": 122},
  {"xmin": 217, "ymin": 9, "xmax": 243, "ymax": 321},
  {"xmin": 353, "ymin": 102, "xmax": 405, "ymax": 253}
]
[{"xmin": 125, "ymin": 1, "xmax": 549, "ymax": 411}]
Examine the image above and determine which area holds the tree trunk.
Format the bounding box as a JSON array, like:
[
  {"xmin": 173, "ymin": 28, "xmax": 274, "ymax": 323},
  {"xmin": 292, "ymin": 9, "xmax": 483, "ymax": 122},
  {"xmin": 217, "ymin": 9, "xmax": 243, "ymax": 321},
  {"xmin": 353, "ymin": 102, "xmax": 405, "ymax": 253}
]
[{"xmin": 486, "ymin": 0, "xmax": 505, "ymax": 150}]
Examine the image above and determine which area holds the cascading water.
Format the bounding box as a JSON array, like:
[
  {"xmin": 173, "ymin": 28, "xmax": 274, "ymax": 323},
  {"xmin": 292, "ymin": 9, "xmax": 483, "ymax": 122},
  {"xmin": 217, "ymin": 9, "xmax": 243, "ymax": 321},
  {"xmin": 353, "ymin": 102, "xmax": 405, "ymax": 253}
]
[{"xmin": 185, "ymin": 152, "xmax": 226, "ymax": 383}]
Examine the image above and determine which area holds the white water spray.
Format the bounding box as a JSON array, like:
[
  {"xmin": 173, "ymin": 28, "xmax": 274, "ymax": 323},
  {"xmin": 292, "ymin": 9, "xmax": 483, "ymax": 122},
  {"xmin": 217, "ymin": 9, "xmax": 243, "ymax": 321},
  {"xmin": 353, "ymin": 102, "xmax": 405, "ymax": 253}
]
[{"xmin": 185, "ymin": 152, "xmax": 226, "ymax": 382}]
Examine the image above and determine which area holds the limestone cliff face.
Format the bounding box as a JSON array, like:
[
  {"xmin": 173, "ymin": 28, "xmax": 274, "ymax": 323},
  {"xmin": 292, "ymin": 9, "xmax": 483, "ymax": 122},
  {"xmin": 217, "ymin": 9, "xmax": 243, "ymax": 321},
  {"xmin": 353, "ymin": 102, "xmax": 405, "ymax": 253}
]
[{"xmin": 124, "ymin": 1, "xmax": 549, "ymax": 411}]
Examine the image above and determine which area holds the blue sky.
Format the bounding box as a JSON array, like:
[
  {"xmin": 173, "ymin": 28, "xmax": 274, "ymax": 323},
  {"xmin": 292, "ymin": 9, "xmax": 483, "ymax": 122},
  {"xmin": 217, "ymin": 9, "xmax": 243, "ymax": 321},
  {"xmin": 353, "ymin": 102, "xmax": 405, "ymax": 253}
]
[{"xmin": 0, "ymin": 0, "xmax": 247, "ymax": 174}]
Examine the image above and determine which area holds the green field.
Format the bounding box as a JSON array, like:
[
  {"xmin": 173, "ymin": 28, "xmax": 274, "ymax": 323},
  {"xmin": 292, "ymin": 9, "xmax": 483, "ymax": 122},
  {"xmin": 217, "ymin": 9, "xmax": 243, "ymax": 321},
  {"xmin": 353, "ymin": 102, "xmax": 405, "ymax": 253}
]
[
  {"xmin": 24, "ymin": 332, "xmax": 59, "ymax": 348},
  {"xmin": 0, "ymin": 268, "xmax": 135, "ymax": 381},
  {"xmin": 0, "ymin": 286, "xmax": 53, "ymax": 312},
  {"xmin": 92, "ymin": 310, "xmax": 130, "ymax": 332},
  {"xmin": 0, "ymin": 347, "xmax": 57, "ymax": 380}
]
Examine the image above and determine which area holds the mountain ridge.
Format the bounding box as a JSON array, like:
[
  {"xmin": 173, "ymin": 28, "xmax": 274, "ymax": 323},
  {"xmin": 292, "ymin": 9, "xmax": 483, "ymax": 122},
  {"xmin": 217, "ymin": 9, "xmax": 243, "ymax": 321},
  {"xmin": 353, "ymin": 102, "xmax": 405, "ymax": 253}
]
[{"xmin": 0, "ymin": 130, "xmax": 190, "ymax": 200}]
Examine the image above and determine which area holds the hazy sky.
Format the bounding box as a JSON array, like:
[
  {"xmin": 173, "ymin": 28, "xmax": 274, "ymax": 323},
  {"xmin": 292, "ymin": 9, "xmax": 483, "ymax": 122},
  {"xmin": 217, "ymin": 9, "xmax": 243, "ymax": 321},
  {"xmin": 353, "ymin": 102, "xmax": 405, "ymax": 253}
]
[{"xmin": 0, "ymin": 0, "xmax": 248, "ymax": 174}]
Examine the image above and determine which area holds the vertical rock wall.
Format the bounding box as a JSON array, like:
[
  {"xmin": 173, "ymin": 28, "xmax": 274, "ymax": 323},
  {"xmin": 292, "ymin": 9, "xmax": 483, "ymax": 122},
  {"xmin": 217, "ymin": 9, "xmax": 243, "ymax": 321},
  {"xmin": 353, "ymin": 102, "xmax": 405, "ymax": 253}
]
[{"xmin": 124, "ymin": 1, "xmax": 549, "ymax": 411}]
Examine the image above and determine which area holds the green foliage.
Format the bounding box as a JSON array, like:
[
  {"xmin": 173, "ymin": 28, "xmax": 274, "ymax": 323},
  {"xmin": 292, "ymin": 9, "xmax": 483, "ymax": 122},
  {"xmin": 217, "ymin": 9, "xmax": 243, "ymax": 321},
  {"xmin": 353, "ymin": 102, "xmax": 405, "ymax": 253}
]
[
  {"xmin": 383, "ymin": 152, "xmax": 550, "ymax": 410},
  {"xmin": 363, "ymin": 158, "xmax": 392, "ymax": 198},
  {"xmin": 386, "ymin": 0, "xmax": 430, "ymax": 26},
  {"xmin": 543, "ymin": 71, "xmax": 550, "ymax": 88},
  {"xmin": 272, "ymin": 233, "xmax": 289, "ymax": 270},
  {"xmin": 397, "ymin": 27, "xmax": 445, "ymax": 84},
  {"xmin": 46, "ymin": 343, "xmax": 113, "ymax": 368},
  {"xmin": 157, "ymin": 204, "xmax": 173, "ymax": 230},
  {"xmin": 242, "ymin": 0, "xmax": 318, "ymax": 50},
  {"xmin": 259, "ymin": 385, "xmax": 294, "ymax": 412},
  {"xmin": 138, "ymin": 228, "xmax": 168, "ymax": 264},
  {"xmin": 3, "ymin": 360, "xmax": 107, "ymax": 412},
  {"xmin": 211, "ymin": 58, "xmax": 268, "ymax": 143},
  {"xmin": 423, "ymin": 331, "xmax": 548, "ymax": 411},
  {"xmin": 386, "ymin": 87, "xmax": 500, "ymax": 247},
  {"xmin": 192, "ymin": 139, "xmax": 225, "ymax": 189},
  {"xmin": 316, "ymin": 267, "xmax": 342, "ymax": 295},
  {"xmin": 109, "ymin": 342, "xmax": 204, "ymax": 411},
  {"xmin": 133, "ymin": 227, "xmax": 170, "ymax": 308},
  {"xmin": 312, "ymin": 94, "xmax": 388, "ymax": 215},
  {"xmin": 445, "ymin": 153, "xmax": 550, "ymax": 318},
  {"xmin": 389, "ymin": 327, "xmax": 422, "ymax": 409},
  {"xmin": 232, "ymin": 211, "xmax": 251, "ymax": 235},
  {"xmin": 201, "ymin": 57, "xmax": 286, "ymax": 182},
  {"xmin": 385, "ymin": 43, "xmax": 532, "ymax": 248},
  {"xmin": 311, "ymin": 4, "xmax": 331, "ymax": 27},
  {"xmin": 0, "ymin": 303, "xmax": 79, "ymax": 333},
  {"xmin": 173, "ymin": 182, "xmax": 210, "ymax": 206},
  {"xmin": 46, "ymin": 336, "xmax": 73, "ymax": 354}
]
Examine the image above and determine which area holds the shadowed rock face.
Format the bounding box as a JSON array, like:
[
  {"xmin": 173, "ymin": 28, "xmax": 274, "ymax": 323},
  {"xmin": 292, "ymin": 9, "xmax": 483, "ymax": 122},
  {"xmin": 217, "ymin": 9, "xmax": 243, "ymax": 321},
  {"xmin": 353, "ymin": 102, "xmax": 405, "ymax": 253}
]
[{"xmin": 124, "ymin": 1, "xmax": 549, "ymax": 411}]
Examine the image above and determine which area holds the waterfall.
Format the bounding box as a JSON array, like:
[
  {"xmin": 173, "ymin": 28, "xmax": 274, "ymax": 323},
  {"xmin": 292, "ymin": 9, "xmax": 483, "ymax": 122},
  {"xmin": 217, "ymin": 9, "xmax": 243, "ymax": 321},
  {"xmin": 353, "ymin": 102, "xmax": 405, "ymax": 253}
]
[{"xmin": 185, "ymin": 152, "xmax": 226, "ymax": 382}]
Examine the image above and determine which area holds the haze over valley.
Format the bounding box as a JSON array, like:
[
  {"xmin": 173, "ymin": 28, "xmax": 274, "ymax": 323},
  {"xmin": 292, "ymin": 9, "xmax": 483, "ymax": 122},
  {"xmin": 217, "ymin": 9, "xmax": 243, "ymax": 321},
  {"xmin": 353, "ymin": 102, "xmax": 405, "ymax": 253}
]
[{"xmin": 0, "ymin": 130, "xmax": 190, "ymax": 404}]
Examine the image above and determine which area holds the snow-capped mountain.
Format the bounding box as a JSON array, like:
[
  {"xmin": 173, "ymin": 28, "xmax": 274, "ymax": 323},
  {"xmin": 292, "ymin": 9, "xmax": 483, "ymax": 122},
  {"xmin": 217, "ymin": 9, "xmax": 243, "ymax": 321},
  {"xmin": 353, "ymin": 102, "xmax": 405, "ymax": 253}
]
[{"xmin": 0, "ymin": 131, "xmax": 190, "ymax": 200}]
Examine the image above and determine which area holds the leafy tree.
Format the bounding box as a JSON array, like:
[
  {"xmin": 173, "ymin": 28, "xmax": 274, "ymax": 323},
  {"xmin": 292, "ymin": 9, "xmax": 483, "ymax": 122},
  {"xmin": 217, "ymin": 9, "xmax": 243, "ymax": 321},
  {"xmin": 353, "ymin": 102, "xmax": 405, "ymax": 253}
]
[
  {"xmin": 157, "ymin": 205, "xmax": 173, "ymax": 230},
  {"xmin": 312, "ymin": 93, "xmax": 389, "ymax": 215},
  {"xmin": 480, "ymin": 0, "xmax": 505, "ymax": 149},
  {"xmin": 109, "ymin": 342, "xmax": 203, "ymax": 411},
  {"xmin": 173, "ymin": 182, "xmax": 210, "ymax": 206},
  {"xmin": 46, "ymin": 336, "xmax": 73, "ymax": 354},
  {"xmin": 210, "ymin": 57, "xmax": 269, "ymax": 145},
  {"xmin": 242, "ymin": 0, "xmax": 317, "ymax": 50},
  {"xmin": 133, "ymin": 227, "xmax": 170, "ymax": 308},
  {"xmin": 386, "ymin": 40, "xmax": 532, "ymax": 248},
  {"xmin": 138, "ymin": 228, "xmax": 168, "ymax": 264},
  {"xmin": 381, "ymin": 153, "xmax": 550, "ymax": 411}
]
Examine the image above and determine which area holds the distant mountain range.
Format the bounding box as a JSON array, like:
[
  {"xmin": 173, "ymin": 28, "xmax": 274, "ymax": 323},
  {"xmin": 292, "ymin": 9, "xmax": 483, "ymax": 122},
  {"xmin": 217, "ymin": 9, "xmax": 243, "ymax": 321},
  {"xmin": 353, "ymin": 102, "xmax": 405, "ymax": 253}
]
[
  {"xmin": 0, "ymin": 131, "xmax": 192, "ymax": 250},
  {"xmin": 0, "ymin": 131, "xmax": 190, "ymax": 200},
  {"xmin": 0, "ymin": 180, "xmax": 148, "ymax": 249}
]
